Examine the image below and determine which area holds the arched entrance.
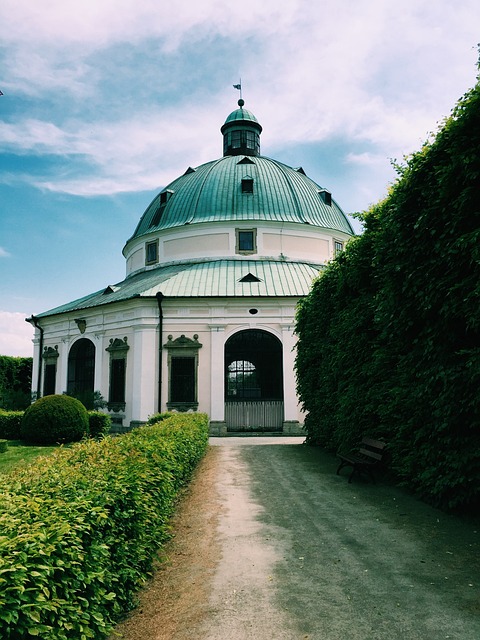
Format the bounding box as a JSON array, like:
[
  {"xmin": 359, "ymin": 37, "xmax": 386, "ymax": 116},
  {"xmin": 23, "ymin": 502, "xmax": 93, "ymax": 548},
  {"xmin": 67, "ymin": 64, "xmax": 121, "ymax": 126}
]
[
  {"xmin": 67, "ymin": 338, "xmax": 95, "ymax": 409},
  {"xmin": 224, "ymin": 329, "xmax": 284, "ymax": 432}
]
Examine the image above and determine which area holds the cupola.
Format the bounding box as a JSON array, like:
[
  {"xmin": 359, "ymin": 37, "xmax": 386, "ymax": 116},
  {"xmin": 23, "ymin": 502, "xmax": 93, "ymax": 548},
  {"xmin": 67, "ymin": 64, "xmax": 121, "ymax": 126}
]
[{"xmin": 221, "ymin": 99, "xmax": 262, "ymax": 157}]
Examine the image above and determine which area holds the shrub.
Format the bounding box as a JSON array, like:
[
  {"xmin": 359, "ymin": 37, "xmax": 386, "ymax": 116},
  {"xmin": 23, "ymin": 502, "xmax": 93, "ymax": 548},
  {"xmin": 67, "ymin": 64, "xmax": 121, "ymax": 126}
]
[
  {"xmin": 88, "ymin": 411, "xmax": 112, "ymax": 439},
  {"xmin": 0, "ymin": 439, "xmax": 8, "ymax": 453},
  {"xmin": 146, "ymin": 411, "xmax": 174, "ymax": 425},
  {"xmin": 0, "ymin": 410, "xmax": 23, "ymax": 439},
  {"xmin": 21, "ymin": 394, "xmax": 89, "ymax": 444},
  {"xmin": 0, "ymin": 412, "xmax": 209, "ymax": 639}
]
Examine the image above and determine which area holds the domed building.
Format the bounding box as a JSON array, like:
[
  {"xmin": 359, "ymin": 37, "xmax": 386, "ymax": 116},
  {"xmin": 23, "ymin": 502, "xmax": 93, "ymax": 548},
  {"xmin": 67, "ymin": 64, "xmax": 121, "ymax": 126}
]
[{"xmin": 28, "ymin": 100, "xmax": 354, "ymax": 434}]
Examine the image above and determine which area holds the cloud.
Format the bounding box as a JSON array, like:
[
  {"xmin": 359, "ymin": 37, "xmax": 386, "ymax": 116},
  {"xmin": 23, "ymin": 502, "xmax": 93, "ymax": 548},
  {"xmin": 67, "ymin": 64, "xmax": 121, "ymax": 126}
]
[
  {"xmin": 0, "ymin": 0, "xmax": 478, "ymax": 199},
  {"xmin": 0, "ymin": 247, "xmax": 11, "ymax": 258},
  {"xmin": 0, "ymin": 311, "xmax": 33, "ymax": 357}
]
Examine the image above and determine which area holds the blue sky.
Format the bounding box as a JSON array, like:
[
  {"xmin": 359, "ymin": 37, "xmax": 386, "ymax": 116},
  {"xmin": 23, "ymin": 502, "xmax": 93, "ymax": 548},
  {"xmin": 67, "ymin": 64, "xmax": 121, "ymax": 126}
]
[{"xmin": 1, "ymin": 0, "xmax": 479, "ymax": 356}]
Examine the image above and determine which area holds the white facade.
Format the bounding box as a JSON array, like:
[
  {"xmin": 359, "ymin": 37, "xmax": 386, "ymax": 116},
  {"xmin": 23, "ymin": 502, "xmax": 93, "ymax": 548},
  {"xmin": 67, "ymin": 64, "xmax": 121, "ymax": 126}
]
[{"xmin": 29, "ymin": 101, "xmax": 354, "ymax": 434}]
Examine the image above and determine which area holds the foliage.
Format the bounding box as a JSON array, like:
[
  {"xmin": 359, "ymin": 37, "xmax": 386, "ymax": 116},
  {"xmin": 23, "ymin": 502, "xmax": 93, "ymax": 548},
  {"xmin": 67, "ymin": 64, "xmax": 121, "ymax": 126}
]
[
  {"xmin": 0, "ymin": 440, "xmax": 7, "ymax": 454},
  {"xmin": 87, "ymin": 412, "xmax": 112, "ymax": 439},
  {"xmin": 0, "ymin": 356, "xmax": 32, "ymax": 410},
  {"xmin": 65, "ymin": 390, "xmax": 107, "ymax": 411},
  {"xmin": 0, "ymin": 412, "xmax": 209, "ymax": 639},
  {"xmin": 0, "ymin": 441, "xmax": 58, "ymax": 475},
  {"xmin": 0, "ymin": 411, "xmax": 23, "ymax": 440},
  {"xmin": 146, "ymin": 411, "xmax": 175, "ymax": 425},
  {"xmin": 295, "ymin": 79, "xmax": 480, "ymax": 512},
  {"xmin": 21, "ymin": 395, "xmax": 89, "ymax": 444}
]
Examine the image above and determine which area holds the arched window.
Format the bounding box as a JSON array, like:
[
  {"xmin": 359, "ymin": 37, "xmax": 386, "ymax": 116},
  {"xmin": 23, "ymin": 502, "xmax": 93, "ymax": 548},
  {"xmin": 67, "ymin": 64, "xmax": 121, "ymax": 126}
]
[{"xmin": 67, "ymin": 338, "xmax": 95, "ymax": 408}]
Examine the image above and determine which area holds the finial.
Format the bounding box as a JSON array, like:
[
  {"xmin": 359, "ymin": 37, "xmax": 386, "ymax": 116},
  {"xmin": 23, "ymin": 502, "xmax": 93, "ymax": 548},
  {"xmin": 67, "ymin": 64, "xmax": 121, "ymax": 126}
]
[{"xmin": 238, "ymin": 98, "xmax": 244, "ymax": 108}]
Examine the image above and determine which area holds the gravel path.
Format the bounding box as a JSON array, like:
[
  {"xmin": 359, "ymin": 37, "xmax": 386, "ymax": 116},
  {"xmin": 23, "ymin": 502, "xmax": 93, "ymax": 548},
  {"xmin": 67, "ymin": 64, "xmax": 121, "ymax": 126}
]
[{"xmin": 112, "ymin": 438, "xmax": 480, "ymax": 640}]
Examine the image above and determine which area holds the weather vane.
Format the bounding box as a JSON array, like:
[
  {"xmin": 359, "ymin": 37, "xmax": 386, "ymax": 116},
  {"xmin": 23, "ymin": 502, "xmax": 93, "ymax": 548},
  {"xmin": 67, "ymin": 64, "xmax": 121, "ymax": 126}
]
[{"xmin": 233, "ymin": 80, "xmax": 242, "ymax": 101}]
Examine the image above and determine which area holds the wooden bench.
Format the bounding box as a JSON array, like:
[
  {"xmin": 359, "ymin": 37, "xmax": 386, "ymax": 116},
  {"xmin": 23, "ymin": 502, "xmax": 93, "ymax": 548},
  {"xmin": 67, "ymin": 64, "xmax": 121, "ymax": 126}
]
[{"xmin": 336, "ymin": 437, "xmax": 387, "ymax": 483}]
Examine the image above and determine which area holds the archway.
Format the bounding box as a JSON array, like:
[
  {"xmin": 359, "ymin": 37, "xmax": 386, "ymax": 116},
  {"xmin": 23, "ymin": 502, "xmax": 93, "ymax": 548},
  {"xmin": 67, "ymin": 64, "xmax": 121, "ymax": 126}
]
[
  {"xmin": 224, "ymin": 329, "xmax": 283, "ymax": 431},
  {"xmin": 67, "ymin": 338, "xmax": 95, "ymax": 409}
]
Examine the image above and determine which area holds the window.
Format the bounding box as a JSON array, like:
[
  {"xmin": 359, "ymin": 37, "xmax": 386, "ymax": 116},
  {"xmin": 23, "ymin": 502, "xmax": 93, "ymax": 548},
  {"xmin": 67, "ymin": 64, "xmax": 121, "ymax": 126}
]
[
  {"xmin": 42, "ymin": 346, "xmax": 59, "ymax": 396},
  {"xmin": 146, "ymin": 240, "xmax": 158, "ymax": 265},
  {"xmin": 245, "ymin": 131, "xmax": 256, "ymax": 149},
  {"xmin": 170, "ymin": 357, "xmax": 195, "ymax": 403},
  {"xmin": 241, "ymin": 177, "xmax": 254, "ymax": 194},
  {"xmin": 106, "ymin": 337, "xmax": 129, "ymax": 411},
  {"xmin": 236, "ymin": 228, "xmax": 256, "ymax": 254},
  {"xmin": 149, "ymin": 190, "xmax": 173, "ymax": 227},
  {"xmin": 231, "ymin": 131, "xmax": 241, "ymax": 148},
  {"xmin": 334, "ymin": 240, "xmax": 344, "ymax": 256},
  {"xmin": 164, "ymin": 334, "xmax": 202, "ymax": 411},
  {"xmin": 319, "ymin": 189, "xmax": 332, "ymax": 206}
]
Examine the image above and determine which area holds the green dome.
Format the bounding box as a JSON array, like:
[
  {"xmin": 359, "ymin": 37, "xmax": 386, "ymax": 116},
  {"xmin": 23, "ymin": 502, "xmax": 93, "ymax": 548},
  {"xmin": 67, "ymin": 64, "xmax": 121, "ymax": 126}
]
[
  {"xmin": 127, "ymin": 102, "xmax": 354, "ymax": 243},
  {"xmin": 129, "ymin": 155, "xmax": 353, "ymax": 240},
  {"xmin": 223, "ymin": 106, "xmax": 261, "ymax": 126}
]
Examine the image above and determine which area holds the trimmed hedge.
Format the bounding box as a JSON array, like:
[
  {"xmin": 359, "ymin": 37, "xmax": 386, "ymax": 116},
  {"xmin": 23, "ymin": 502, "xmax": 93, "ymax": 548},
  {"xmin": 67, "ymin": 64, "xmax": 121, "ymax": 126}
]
[
  {"xmin": 21, "ymin": 395, "xmax": 89, "ymax": 444},
  {"xmin": 87, "ymin": 411, "xmax": 112, "ymax": 439},
  {"xmin": 0, "ymin": 410, "xmax": 23, "ymax": 440},
  {"xmin": 0, "ymin": 409, "xmax": 111, "ymax": 442},
  {"xmin": 296, "ymin": 78, "xmax": 480, "ymax": 512},
  {"xmin": 0, "ymin": 412, "xmax": 209, "ymax": 639}
]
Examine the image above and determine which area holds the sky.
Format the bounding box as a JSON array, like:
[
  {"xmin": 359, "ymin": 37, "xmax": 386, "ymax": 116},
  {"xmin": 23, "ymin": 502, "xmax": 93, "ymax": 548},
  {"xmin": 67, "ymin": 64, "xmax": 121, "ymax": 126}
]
[{"xmin": 0, "ymin": 0, "xmax": 479, "ymax": 357}]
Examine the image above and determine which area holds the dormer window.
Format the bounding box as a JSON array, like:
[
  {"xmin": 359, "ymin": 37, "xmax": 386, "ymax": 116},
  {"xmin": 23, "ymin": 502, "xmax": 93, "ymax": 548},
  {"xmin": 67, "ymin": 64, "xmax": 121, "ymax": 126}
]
[
  {"xmin": 236, "ymin": 228, "xmax": 256, "ymax": 254},
  {"xmin": 149, "ymin": 190, "xmax": 174, "ymax": 227},
  {"xmin": 241, "ymin": 177, "xmax": 254, "ymax": 194},
  {"xmin": 319, "ymin": 189, "xmax": 332, "ymax": 206}
]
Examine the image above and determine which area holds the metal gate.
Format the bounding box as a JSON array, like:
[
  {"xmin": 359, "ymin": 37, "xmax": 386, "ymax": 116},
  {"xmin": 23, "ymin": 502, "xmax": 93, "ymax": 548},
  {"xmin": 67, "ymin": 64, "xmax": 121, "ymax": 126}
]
[{"xmin": 225, "ymin": 400, "xmax": 284, "ymax": 432}]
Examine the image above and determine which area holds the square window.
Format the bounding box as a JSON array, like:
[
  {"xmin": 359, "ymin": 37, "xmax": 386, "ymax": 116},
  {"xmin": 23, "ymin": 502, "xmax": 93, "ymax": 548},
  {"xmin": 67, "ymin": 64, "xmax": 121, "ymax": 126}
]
[
  {"xmin": 237, "ymin": 229, "xmax": 256, "ymax": 253},
  {"xmin": 241, "ymin": 178, "xmax": 254, "ymax": 194},
  {"xmin": 334, "ymin": 240, "xmax": 344, "ymax": 256}
]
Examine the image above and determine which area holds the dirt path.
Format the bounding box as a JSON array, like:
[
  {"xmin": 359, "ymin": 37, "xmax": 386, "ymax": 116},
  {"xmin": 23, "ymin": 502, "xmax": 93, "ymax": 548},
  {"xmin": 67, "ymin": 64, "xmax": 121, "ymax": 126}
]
[{"xmin": 111, "ymin": 439, "xmax": 480, "ymax": 640}]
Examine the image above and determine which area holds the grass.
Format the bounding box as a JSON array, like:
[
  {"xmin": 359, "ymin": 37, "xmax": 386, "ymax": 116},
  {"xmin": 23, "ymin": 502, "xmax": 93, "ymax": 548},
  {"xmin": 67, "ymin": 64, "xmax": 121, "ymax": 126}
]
[{"xmin": 0, "ymin": 440, "xmax": 58, "ymax": 474}]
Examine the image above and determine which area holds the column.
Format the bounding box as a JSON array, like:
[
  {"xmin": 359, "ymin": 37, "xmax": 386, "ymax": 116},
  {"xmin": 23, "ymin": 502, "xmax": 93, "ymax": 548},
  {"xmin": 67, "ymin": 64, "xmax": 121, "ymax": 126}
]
[
  {"xmin": 209, "ymin": 324, "xmax": 226, "ymax": 434},
  {"xmin": 281, "ymin": 323, "xmax": 300, "ymax": 424},
  {"xmin": 130, "ymin": 325, "xmax": 157, "ymax": 425}
]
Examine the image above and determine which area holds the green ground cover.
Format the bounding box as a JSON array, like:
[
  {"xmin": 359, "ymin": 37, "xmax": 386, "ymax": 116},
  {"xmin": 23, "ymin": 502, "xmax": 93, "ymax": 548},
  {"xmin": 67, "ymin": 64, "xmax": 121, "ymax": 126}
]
[{"xmin": 0, "ymin": 440, "xmax": 58, "ymax": 474}]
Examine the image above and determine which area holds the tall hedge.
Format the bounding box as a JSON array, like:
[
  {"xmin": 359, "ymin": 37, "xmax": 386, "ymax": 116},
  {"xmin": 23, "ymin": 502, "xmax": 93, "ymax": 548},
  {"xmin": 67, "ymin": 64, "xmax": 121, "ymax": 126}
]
[
  {"xmin": 0, "ymin": 356, "xmax": 32, "ymax": 410},
  {"xmin": 0, "ymin": 413, "xmax": 209, "ymax": 639},
  {"xmin": 296, "ymin": 77, "xmax": 480, "ymax": 512}
]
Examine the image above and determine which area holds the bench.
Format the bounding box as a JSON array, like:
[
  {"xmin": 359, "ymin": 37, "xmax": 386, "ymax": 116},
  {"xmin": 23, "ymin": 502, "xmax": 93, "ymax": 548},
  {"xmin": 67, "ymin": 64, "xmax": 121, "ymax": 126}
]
[{"xmin": 336, "ymin": 437, "xmax": 387, "ymax": 483}]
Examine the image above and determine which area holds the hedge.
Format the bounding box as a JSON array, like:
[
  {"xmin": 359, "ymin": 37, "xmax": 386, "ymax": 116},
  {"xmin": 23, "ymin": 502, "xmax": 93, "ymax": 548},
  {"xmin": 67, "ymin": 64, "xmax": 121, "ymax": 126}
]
[
  {"xmin": 295, "ymin": 77, "xmax": 480, "ymax": 512},
  {"xmin": 87, "ymin": 412, "xmax": 112, "ymax": 439},
  {"xmin": 0, "ymin": 410, "xmax": 23, "ymax": 440},
  {"xmin": 0, "ymin": 412, "xmax": 209, "ymax": 639},
  {"xmin": 0, "ymin": 410, "xmax": 111, "ymax": 442}
]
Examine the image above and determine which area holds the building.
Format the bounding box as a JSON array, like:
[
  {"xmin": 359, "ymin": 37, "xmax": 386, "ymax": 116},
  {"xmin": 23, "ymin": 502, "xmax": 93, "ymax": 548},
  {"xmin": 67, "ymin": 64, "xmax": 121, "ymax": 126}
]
[{"xmin": 27, "ymin": 99, "xmax": 354, "ymax": 434}]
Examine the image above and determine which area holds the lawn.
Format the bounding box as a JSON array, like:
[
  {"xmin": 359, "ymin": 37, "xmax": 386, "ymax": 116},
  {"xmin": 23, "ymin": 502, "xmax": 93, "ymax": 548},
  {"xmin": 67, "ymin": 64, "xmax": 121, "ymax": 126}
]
[{"xmin": 0, "ymin": 440, "xmax": 58, "ymax": 474}]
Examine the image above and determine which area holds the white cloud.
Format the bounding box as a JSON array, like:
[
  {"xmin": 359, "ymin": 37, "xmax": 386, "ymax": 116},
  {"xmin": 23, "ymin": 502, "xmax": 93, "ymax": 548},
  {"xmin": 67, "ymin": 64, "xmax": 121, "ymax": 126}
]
[
  {"xmin": 0, "ymin": 247, "xmax": 11, "ymax": 258},
  {"xmin": 0, "ymin": 311, "xmax": 34, "ymax": 357},
  {"xmin": 0, "ymin": 0, "xmax": 478, "ymax": 199}
]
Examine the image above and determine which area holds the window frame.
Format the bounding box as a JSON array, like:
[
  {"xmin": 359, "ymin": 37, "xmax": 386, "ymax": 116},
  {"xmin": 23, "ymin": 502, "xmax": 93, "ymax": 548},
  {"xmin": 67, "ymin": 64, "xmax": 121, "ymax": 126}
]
[
  {"xmin": 236, "ymin": 228, "xmax": 257, "ymax": 255},
  {"xmin": 145, "ymin": 239, "xmax": 159, "ymax": 265}
]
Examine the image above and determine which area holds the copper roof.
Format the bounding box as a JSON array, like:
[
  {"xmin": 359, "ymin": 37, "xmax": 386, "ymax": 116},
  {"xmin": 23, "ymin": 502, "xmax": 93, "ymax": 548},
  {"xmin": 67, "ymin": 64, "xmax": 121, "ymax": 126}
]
[{"xmin": 37, "ymin": 259, "xmax": 323, "ymax": 317}]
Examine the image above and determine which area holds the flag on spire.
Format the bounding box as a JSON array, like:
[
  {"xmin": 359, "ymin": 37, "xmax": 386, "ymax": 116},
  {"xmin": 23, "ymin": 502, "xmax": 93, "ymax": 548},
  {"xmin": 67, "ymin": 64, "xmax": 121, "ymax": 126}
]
[{"xmin": 233, "ymin": 84, "xmax": 241, "ymax": 90}]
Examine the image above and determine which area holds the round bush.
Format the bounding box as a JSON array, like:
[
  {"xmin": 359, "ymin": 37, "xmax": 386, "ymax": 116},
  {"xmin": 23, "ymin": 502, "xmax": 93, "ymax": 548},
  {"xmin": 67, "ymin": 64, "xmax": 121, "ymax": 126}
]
[{"xmin": 21, "ymin": 394, "xmax": 89, "ymax": 444}]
